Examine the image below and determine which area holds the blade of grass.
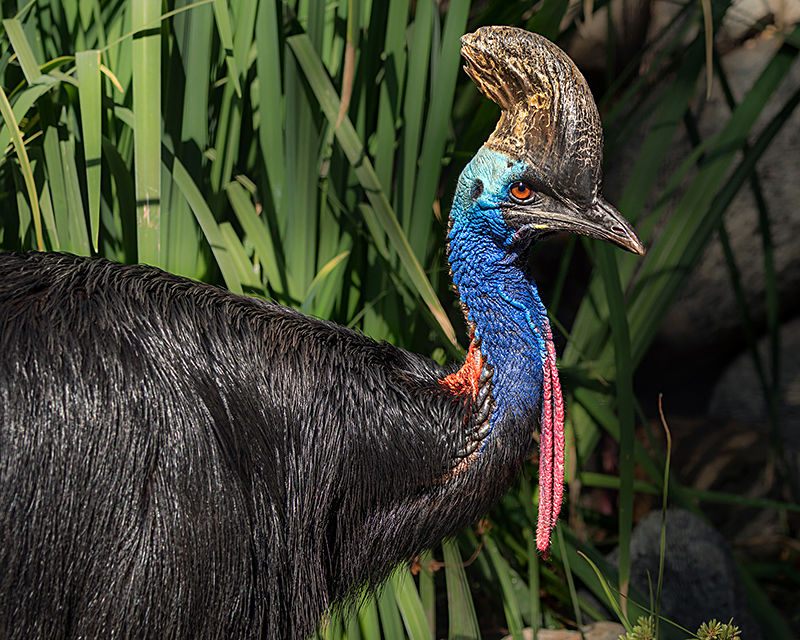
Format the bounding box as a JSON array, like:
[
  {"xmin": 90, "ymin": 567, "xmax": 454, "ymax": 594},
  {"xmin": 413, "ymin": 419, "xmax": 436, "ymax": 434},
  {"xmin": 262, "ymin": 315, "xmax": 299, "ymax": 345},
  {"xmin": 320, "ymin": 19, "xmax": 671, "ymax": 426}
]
[
  {"xmin": 170, "ymin": 155, "xmax": 241, "ymax": 293},
  {"xmin": 357, "ymin": 596, "xmax": 381, "ymax": 639},
  {"xmin": 398, "ymin": 0, "xmax": 433, "ymax": 234},
  {"xmin": 655, "ymin": 395, "xmax": 672, "ymax": 639},
  {"xmin": 76, "ymin": 49, "xmax": 102, "ymax": 251},
  {"xmin": 211, "ymin": 0, "xmax": 241, "ymax": 97},
  {"xmin": 131, "ymin": 0, "xmax": 162, "ymax": 265},
  {"xmin": 408, "ymin": 0, "xmax": 469, "ymax": 255},
  {"xmin": 525, "ymin": 528, "xmax": 541, "ymax": 639},
  {"xmin": 301, "ymin": 250, "xmax": 350, "ymax": 314},
  {"xmin": 443, "ymin": 540, "xmax": 481, "ymax": 639},
  {"xmin": 373, "ymin": 0, "xmax": 409, "ymax": 194},
  {"xmin": 255, "ymin": 0, "xmax": 286, "ymax": 214},
  {"xmin": 219, "ymin": 221, "xmax": 262, "ymax": 289},
  {"xmin": 577, "ymin": 551, "xmax": 631, "ymax": 633},
  {"xmin": 392, "ymin": 566, "xmax": 433, "ymax": 640},
  {"xmin": 30, "ymin": 151, "xmax": 59, "ymax": 249},
  {"xmin": 417, "ymin": 550, "xmax": 436, "ymax": 633},
  {"xmin": 0, "ymin": 81, "xmax": 43, "ymax": 249},
  {"xmin": 485, "ymin": 532, "xmax": 524, "ymax": 640},
  {"xmin": 102, "ymin": 136, "xmax": 136, "ymax": 262},
  {"xmin": 526, "ymin": 0, "xmax": 570, "ymax": 41},
  {"xmin": 225, "ymin": 180, "xmax": 284, "ymax": 294},
  {"xmin": 61, "ymin": 135, "xmax": 91, "ymax": 255},
  {"xmin": 3, "ymin": 17, "xmax": 42, "ymax": 84},
  {"xmin": 377, "ymin": 579, "xmax": 406, "ymax": 640},
  {"xmin": 556, "ymin": 526, "xmax": 583, "ymax": 628},
  {"xmin": 0, "ymin": 81, "xmax": 55, "ymax": 156},
  {"xmin": 594, "ymin": 244, "xmax": 635, "ymax": 615}
]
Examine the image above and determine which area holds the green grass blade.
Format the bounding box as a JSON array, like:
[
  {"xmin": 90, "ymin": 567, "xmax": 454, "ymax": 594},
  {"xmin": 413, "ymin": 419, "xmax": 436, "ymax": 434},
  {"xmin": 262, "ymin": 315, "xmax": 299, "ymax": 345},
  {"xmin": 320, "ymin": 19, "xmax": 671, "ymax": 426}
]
[
  {"xmin": 225, "ymin": 180, "xmax": 284, "ymax": 295},
  {"xmin": 398, "ymin": 0, "xmax": 432, "ymax": 233},
  {"xmin": 655, "ymin": 397, "xmax": 672, "ymax": 638},
  {"xmin": 357, "ymin": 596, "xmax": 381, "ymax": 639},
  {"xmin": 219, "ymin": 221, "xmax": 262, "ymax": 289},
  {"xmin": 212, "ymin": 0, "xmax": 241, "ymax": 97},
  {"xmin": 417, "ymin": 551, "xmax": 435, "ymax": 633},
  {"xmin": 171, "ymin": 156, "xmax": 241, "ymax": 293},
  {"xmin": 3, "ymin": 18, "xmax": 42, "ymax": 84},
  {"xmin": 484, "ymin": 533, "xmax": 524, "ymax": 640},
  {"xmin": 556, "ymin": 526, "xmax": 583, "ymax": 628},
  {"xmin": 525, "ymin": 528, "xmax": 541, "ymax": 638},
  {"xmin": 101, "ymin": 136, "xmax": 136, "ymax": 263},
  {"xmin": 594, "ymin": 245, "xmax": 635, "ymax": 613},
  {"xmin": 255, "ymin": 0, "xmax": 286, "ymax": 214},
  {"xmin": 577, "ymin": 551, "xmax": 631, "ymax": 632},
  {"xmin": 61, "ymin": 136, "xmax": 91, "ymax": 255},
  {"xmin": 301, "ymin": 250, "xmax": 350, "ymax": 314},
  {"xmin": 373, "ymin": 0, "xmax": 409, "ymax": 193},
  {"xmin": 76, "ymin": 49, "xmax": 102, "ymax": 251},
  {"xmin": 409, "ymin": 0, "xmax": 469, "ymax": 255},
  {"xmin": 443, "ymin": 539, "xmax": 481, "ymax": 640},
  {"xmin": 392, "ymin": 566, "xmax": 433, "ymax": 640},
  {"xmin": 31, "ymin": 157, "xmax": 59, "ymax": 249},
  {"xmin": 526, "ymin": 0, "xmax": 570, "ymax": 41},
  {"xmin": 0, "ymin": 81, "xmax": 43, "ymax": 249},
  {"xmin": 131, "ymin": 0, "xmax": 162, "ymax": 265},
  {"xmin": 377, "ymin": 580, "xmax": 406, "ymax": 640},
  {"xmin": 0, "ymin": 81, "xmax": 55, "ymax": 156}
]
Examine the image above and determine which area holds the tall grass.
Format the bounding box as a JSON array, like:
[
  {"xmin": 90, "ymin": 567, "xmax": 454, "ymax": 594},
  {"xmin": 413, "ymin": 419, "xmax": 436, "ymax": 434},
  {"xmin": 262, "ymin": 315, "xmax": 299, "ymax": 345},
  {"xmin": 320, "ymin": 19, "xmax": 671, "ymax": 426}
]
[{"xmin": 1, "ymin": 0, "xmax": 798, "ymax": 637}]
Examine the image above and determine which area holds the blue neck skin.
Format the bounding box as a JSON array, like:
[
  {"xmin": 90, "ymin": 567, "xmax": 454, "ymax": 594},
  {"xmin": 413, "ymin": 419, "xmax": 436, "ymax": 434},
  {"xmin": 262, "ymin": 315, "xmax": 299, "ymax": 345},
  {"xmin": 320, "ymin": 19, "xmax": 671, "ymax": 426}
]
[{"xmin": 448, "ymin": 147, "xmax": 550, "ymax": 435}]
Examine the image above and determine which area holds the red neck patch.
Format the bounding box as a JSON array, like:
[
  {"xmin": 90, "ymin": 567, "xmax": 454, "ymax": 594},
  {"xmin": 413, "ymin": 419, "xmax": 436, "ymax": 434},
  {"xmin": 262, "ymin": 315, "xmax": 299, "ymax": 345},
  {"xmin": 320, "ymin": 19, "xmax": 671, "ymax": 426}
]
[{"xmin": 441, "ymin": 339, "xmax": 483, "ymax": 399}]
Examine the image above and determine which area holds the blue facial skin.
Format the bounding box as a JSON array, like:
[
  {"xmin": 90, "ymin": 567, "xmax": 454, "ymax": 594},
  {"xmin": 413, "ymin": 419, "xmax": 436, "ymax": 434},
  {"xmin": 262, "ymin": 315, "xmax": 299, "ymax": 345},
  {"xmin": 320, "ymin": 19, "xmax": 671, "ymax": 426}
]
[{"xmin": 448, "ymin": 147, "xmax": 551, "ymax": 439}]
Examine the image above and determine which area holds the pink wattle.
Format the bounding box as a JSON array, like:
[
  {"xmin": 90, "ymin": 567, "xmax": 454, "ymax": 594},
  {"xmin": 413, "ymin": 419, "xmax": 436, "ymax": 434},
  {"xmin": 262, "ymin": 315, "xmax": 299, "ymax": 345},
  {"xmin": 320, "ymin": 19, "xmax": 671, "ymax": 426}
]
[{"xmin": 536, "ymin": 326, "xmax": 564, "ymax": 557}]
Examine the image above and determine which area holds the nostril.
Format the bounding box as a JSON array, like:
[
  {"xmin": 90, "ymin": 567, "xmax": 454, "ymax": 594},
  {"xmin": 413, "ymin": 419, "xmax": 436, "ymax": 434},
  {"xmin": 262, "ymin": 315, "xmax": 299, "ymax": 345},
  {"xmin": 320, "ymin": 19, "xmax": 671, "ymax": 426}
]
[
  {"xmin": 471, "ymin": 180, "xmax": 484, "ymax": 200},
  {"xmin": 611, "ymin": 225, "xmax": 624, "ymax": 235}
]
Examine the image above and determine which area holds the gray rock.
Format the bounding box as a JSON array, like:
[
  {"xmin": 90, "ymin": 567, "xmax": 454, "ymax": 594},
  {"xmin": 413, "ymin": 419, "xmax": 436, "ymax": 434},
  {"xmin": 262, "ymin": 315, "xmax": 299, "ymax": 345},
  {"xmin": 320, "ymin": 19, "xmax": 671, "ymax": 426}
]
[
  {"xmin": 607, "ymin": 509, "xmax": 761, "ymax": 639},
  {"xmin": 709, "ymin": 315, "xmax": 800, "ymax": 485}
]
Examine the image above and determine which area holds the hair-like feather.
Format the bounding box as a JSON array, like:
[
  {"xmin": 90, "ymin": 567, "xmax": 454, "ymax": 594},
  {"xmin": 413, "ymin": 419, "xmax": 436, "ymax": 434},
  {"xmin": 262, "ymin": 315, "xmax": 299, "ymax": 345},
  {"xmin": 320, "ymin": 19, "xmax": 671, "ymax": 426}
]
[{"xmin": 0, "ymin": 251, "xmax": 531, "ymax": 639}]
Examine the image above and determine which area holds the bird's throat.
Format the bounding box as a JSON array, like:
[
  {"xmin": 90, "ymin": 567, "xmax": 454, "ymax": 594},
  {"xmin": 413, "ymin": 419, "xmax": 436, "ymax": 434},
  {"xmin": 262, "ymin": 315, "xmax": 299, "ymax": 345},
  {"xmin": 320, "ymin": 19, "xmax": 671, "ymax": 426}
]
[{"xmin": 446, "ymin": 222, "xmax": 565, "ymax": 556}]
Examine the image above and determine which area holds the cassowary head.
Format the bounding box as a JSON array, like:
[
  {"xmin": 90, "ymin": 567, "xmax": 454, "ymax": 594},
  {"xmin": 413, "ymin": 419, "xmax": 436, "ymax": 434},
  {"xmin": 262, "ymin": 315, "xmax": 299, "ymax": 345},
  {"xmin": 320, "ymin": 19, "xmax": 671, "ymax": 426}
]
[{"xmin": 454, "ymin": 26, "xmax": 645, "ymax": 257}]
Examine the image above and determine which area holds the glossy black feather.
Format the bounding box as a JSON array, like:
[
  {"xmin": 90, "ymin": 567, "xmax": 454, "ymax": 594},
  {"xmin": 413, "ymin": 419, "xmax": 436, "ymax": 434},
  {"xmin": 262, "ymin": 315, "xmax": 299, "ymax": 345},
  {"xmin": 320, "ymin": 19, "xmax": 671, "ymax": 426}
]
[{"xmin": 0, "ymin": 251, "xmax": 534, "ymax": 639}]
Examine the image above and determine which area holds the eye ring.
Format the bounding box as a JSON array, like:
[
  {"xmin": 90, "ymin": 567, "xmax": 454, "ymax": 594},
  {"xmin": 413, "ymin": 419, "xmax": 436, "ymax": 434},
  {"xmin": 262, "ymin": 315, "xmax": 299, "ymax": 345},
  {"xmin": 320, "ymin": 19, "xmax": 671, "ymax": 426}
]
[{"xmin": 509, "ymin": 181, "xmax": 535, "ymax": 203}]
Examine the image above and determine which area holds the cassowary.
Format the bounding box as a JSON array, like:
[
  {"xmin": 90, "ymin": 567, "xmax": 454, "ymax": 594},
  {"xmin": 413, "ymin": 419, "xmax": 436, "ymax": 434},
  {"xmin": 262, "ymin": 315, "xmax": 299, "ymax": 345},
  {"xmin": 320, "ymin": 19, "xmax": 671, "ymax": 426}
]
[{"xmin": 0, "ymin": 27, "xmax": 643, "ymax": 639}]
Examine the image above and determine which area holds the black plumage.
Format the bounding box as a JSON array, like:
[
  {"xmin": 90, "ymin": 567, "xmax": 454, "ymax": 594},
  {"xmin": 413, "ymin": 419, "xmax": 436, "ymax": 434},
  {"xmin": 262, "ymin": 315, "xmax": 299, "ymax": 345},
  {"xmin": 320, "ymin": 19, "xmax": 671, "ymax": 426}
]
[{"xmin": 0, "ymin": 251, "xmax": 529, "ymax": 639}]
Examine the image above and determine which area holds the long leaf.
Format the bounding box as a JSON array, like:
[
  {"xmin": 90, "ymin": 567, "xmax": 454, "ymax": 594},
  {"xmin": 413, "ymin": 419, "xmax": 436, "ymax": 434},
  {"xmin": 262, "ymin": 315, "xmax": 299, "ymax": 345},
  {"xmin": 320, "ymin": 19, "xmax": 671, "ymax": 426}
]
[
  {"xmin": 131, "ymin": 0, "xmax": 162, "ymax": 265},
  {"xmin": 0, "ymin": 82, "xmax": 42, "ymax": 249},
  {"xmin": 76, "ymin": 49, "xmax": 102, "ymax": 251}
]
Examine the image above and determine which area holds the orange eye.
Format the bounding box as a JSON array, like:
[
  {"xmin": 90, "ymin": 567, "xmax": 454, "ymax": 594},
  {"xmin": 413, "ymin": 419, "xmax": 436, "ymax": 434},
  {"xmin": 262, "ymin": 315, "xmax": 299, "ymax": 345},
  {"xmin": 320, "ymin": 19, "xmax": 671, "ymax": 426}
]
[{"xmin": 509, "ymin": 182, "xmax": 533, "ymax": 202}]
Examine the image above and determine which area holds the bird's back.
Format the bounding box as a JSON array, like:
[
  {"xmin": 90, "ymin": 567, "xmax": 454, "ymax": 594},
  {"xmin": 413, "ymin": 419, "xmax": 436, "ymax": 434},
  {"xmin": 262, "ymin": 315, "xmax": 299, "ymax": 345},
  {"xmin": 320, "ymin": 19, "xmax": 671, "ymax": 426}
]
[{"xmin": 0, "ymin": 251, "xmax": 470, "ymax": 639}]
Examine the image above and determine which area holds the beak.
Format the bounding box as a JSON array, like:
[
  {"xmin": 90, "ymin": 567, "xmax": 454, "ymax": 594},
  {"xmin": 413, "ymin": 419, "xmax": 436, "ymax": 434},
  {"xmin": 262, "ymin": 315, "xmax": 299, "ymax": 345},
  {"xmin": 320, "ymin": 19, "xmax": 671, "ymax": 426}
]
[{"xmin": 508, "ymin": 196, "xmax": 646, "ymax": 255}]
